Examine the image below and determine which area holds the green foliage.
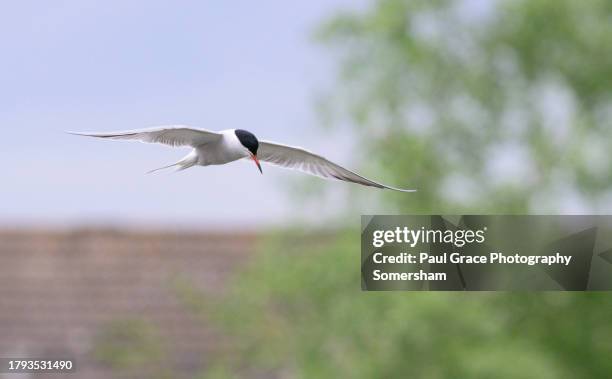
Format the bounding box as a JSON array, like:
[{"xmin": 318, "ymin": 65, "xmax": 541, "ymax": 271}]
[
  {"xmin": 93, "ymin": 318, "xmax": 169, "ymax": 377},
  {"xmin": 194, "ymin": 232, "xmax": 612, "ymax": 378},
  {"xmin": 316, "ymin": 0, "xmax": 612, "ymax": 213}
]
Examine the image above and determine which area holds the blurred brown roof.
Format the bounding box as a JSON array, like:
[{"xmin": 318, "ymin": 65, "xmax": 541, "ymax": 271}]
[{"xmin": 0, "ymin": 229, "xmax": 258, "ymax": 379}]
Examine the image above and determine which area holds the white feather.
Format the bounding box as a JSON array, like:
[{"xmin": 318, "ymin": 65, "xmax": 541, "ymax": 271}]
[{"xmin": 258, "ymin": 141, "xmax": 416, "ymax": 192}]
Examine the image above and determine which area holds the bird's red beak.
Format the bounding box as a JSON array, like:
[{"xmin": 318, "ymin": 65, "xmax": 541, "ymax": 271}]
[{"xmin": 251, "ymin": 154, "xmax": 262, "ymax": 174}]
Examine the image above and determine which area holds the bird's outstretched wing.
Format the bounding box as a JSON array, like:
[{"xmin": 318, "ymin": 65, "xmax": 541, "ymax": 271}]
[
  {"xmin": 68, "ymin": 126, "xmax": 222, "ymax": 147},
  {"xmin": 258, "ymin": 141, "xmax": 416, "ymax": 192}
]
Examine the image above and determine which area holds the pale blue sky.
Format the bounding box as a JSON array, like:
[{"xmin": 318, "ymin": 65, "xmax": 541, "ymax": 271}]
[{"xmin": 1, "ymin": 0, "xmax": 372, "ymax": 228}]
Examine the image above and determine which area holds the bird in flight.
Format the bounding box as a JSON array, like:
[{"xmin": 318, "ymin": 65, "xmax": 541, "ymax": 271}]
[{"xmin": 70, "ymin": 126, "xmax": 415, "ymax": 192}]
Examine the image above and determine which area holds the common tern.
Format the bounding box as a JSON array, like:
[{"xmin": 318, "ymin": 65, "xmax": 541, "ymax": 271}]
[{"xmin": 70, "ymin": 126, "xmax": 415, "ymax": 192}]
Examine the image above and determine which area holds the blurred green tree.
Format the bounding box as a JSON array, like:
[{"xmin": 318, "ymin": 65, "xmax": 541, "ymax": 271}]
[
  {"xmin": 195, "ymin": 233, "xmax": 612, "ymax": 378},
  {"xmin": 316, "ymin": 0, "xmax": 612, "ymax": 213}
]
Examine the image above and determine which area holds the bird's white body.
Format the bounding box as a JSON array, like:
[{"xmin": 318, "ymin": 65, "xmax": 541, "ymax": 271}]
[
  {"xmin": 69, "ymin": 125, "xmax": 416, "ymax": 192},
  {"xmin": 194, "ymin": 129, "xmax": 249, "ymax": 166}
]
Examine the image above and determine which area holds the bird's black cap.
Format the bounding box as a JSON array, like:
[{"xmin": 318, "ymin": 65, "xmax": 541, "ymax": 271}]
[{"xmin": 235, "ymin": 129, "xmax": 259, "ymax": 156}]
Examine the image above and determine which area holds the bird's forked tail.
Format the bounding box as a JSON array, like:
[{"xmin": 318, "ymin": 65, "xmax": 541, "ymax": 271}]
[{"xmin": 147, "ymin": 151, "xmax": 198, "ymax": 174}]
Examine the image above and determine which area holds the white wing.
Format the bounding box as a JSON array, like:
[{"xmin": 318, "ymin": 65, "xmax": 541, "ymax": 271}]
[
  {"xmin": 258, "ymin": 141, "xmax": 416, "ymax": 192},
  {"xmin": 69, "ymin": 125, "xmax": 222, "ymax": 147}
]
